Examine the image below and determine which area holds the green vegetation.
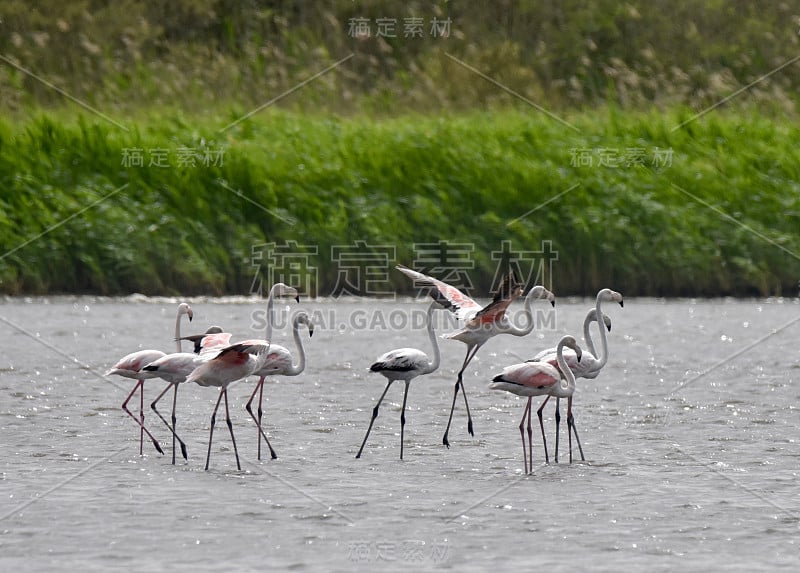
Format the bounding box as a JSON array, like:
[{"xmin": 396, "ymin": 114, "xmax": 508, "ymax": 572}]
[
  {"xmin": 2, "ymin": 1, "xmax": 799, "ymax": 114},
  {"xmin": 1, "ymin": 2, "xmax": 798, "ymax": 296},
  {"xmin": 1, "ymin": 109, "xmax": 798, "ymax": 296}
]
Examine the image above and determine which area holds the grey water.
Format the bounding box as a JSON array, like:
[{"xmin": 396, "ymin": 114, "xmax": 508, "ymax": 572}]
[{"xmin": 1, "ymin": 297, "xmax": 798, "ymax": 572}]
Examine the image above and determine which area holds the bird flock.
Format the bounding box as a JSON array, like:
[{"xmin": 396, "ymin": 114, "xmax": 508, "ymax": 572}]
[{"xmin": 107, "ymin": 265, "xmax": 623, "ymax": 473}]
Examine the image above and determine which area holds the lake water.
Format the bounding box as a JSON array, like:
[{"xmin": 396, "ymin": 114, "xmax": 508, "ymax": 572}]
[{"xmin": 1, "ymin": 297, "xmax": 798, "ymax": 571}]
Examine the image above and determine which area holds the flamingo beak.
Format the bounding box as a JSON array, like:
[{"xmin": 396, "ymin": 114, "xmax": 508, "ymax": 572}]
[
  {"xmin": 295, "ymin": 295, "xmax": 301, "ymax": 303},
  {"xmin": 619, "ymin": 300, "xmax": 624, "ymax": 308}
]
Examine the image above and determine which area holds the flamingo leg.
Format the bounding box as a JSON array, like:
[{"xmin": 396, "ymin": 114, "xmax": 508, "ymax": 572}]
[
  {"xmin": 461, "ymin": 376, "xmax": 475, "ymax": 438},
  {"xmin": 245, "ymin": 377, "xmax": 278, "ymax": 461},
  {"xmin": 205, "ymin": 387, "xmax": 225, "ymax": 470},
  {"xmin": 554, "ymin": 397, "xmax": 561, "ymax": 463},
  {"xmin": 518, "ymin": 398, "xmax": 531, "ymax": 474},
  {"xmin": 356, "ymin": 380, "xmax": 393, "ymax": 458},
  {"xmin": 223, "ymin": 388, "xmax": 241, "ymax": 471},
  {"xmin": 257, "ymin": 378, "xmax": 265, "ymax": 460},
  {"xmin": 121, "ymin": 379, "xmax": 164, "ymax": 456},
  {"xmin": 150, "ymin": 382, "xmax": 189, "ymax": 463},
  {"xmin": 443, "ymin": 345, "xmax": 479, "ymax": 448},
  {"xmin": 139, "ymin": 381, "xmax": 144, "ymax": 455},
  {"xmin": 536, "ymin": 395, "xmax": 551, "ymax": 464},
  {"xmin": 400, "ymin": 381, "xmax": 411, "ymax": 460},
  {"xmin": 566, "ymin": 396, "xmax": 585, "ymax": 462},
  {"xmin": 526, "ymin": 397, "xmax": 533, "ymax": 474},
  {"xmin": 170, "ymin": 384, "xmax": 183, "ymax": 464}
]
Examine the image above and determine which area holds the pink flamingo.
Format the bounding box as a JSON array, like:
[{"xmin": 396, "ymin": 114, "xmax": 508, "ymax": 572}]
[
  {"xmin": 396, "ymin": 265, "xmax": 555, "ymax": 447},
  {"xmin": 140, "ymin": 326, "xmax": 227, "ymax": 464},
  {"xmin": 530, "ymin": 288, "xmax": 623, "ymax": 462},
  {"xmin": 105, "ymin": 302, "xmax": 193, "ymax": 455},
  {"xmin": 186, "ymin": 342, "xmax": 270, "ymax": 471},
  {"xmin": 245, "ymin": 310, "xmax": 313, "ymax": 461},
  {"xmin": 490, "ymin": 335, "xmax": 582, "ymax": 474},
  {"xmin": 235, "ymin": 282, "xmax": 301, "ymax": 460},
  {"xmin": 356, "ymin": 301, "xmax": 441, "ymax": 460}
]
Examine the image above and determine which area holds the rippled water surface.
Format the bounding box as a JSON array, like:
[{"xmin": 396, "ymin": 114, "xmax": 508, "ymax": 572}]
[{"xmin": 1, "ymin": 297, "xmax": 798, "ymax": 571}]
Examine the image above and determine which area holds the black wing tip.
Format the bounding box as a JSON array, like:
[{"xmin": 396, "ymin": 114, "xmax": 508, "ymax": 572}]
[
  {"xmin": 220, "ymin": 343, "xmax": 249, "ymax": 354},
  {"xmin": 371, "ymin": 361, "xmax": 414, "ymax": 372},
  {"xmin": 142, "ymin": 364, "xmax": 157, "ymax": 372}
]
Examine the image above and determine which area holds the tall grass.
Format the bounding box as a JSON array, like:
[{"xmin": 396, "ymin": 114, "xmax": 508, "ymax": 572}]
[
  {"xmin": 1, "ymin": 108, "xmax": 798, "ymax": 296},
  {"xmin": 2, "ymin": 1, "xmax": 798, "ymax": 115}
]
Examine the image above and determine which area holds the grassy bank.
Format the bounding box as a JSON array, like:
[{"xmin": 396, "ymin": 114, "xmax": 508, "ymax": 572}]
[
  {"xmin": 3, "ymin": 1, "xmax": 798, "ymax": 114},
  {"xmin": 1, "ymin": 108, "xmax": 798, "ymax": 297}
]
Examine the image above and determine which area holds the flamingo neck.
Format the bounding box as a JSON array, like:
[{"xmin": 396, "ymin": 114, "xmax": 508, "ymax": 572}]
[
  {"xmin": 424, "ymin": 302, "xmax": 440, "ymax": 374},
  {"xmin": 583, "ymin": 310, "xmax": 599, "ymax": 358},
  {"xmin": 174, "ymin": 309, "xmax": 185, "ymax": 353},
  {"xmin": 287, "ymin": 315, "xmax": 307, "ymax": 375},
  {"xmin": 555, "ymin": 340, "xmax": 577, "ymax": 397},
  {"xmin": 265, "ymin": 283, "xmax": 280, "ymax": 342},
  {"xmin": 594, "ymin": 293, "xmax": 610, "ymax": 369}
]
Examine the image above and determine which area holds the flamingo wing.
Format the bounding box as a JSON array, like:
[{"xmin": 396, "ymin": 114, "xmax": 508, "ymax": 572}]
[
  {"xmin": 141, "ymin": 352, "xmax": 199, "ymax": 381},
  {"xmin": 217, "ymin": 342, "xmax": 268, "ymax": 358},
  {"xmin": 491, "ymin": 269, "xmax": 521, "ymax": 303},
  {"xmin": 106, "ymin": 349, "xmax": 166, "ymax": 376},
  {"xmin": 196, "ymin": 332, "xmax": 233, "ymax": 357},
  {"xmin": 370, "ymin": 347, "xmax": 428, "ymax": 373},
  {"xmin": 492, "ymin": 361, "xmax": 560, "ymax": 389},
  {"xmin": 396, "ymin": 265, "xmax": 481, "ymax": 321},
  {"xmin": 467, "ymin": 296, "xmax": 515, "ymax": 327},
  {"xmin": 464, "ymin": 270, "xmax": 523, "ymax": 327},
  {"xmin": 253, "ymin": 344, "xmax": 292, "ymax": 375},
  {"xmin": 180, "ymin": 326, "xmax": 225, "ymax": 354},
  {"xmin": 179, "ymin": 333, "xmax": 210, "ymax": 354}
]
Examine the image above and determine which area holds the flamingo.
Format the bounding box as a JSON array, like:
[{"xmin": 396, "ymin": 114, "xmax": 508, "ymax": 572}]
[
  {"xmin": 244, "ymin": 311, "xmax": 314, "ymax": 461},
  {"xmin": 356, "ymin": 301, "xmax": 441, "ymax": 460},
  {"xmin": 396, "ymin": 264, "xmax": 555, "ymax": 447},
  {"xmin": 186, "ymin": 342, "xmax": 270, "ymax": 471},
  {"xmin": 489, "ymin": 335, "xmax": 582, "ymax": 474},
  {"xmin": 523, "ymin": 308, "xmax": 610, "ymax": 463},
  {"xmin": 233, "ymin": 282, "xmax": 300, "ymax": 461},
  {"xmin": 105, "ymin": 302, "xmax": 193, "ymax": 456},
  {"xmin": 531, "ymin": 288, "xmax": 623, "ymax": 462},
  {"xmin": 140, "ymin": 326, "xmax": 227, "ymax": 464}
]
